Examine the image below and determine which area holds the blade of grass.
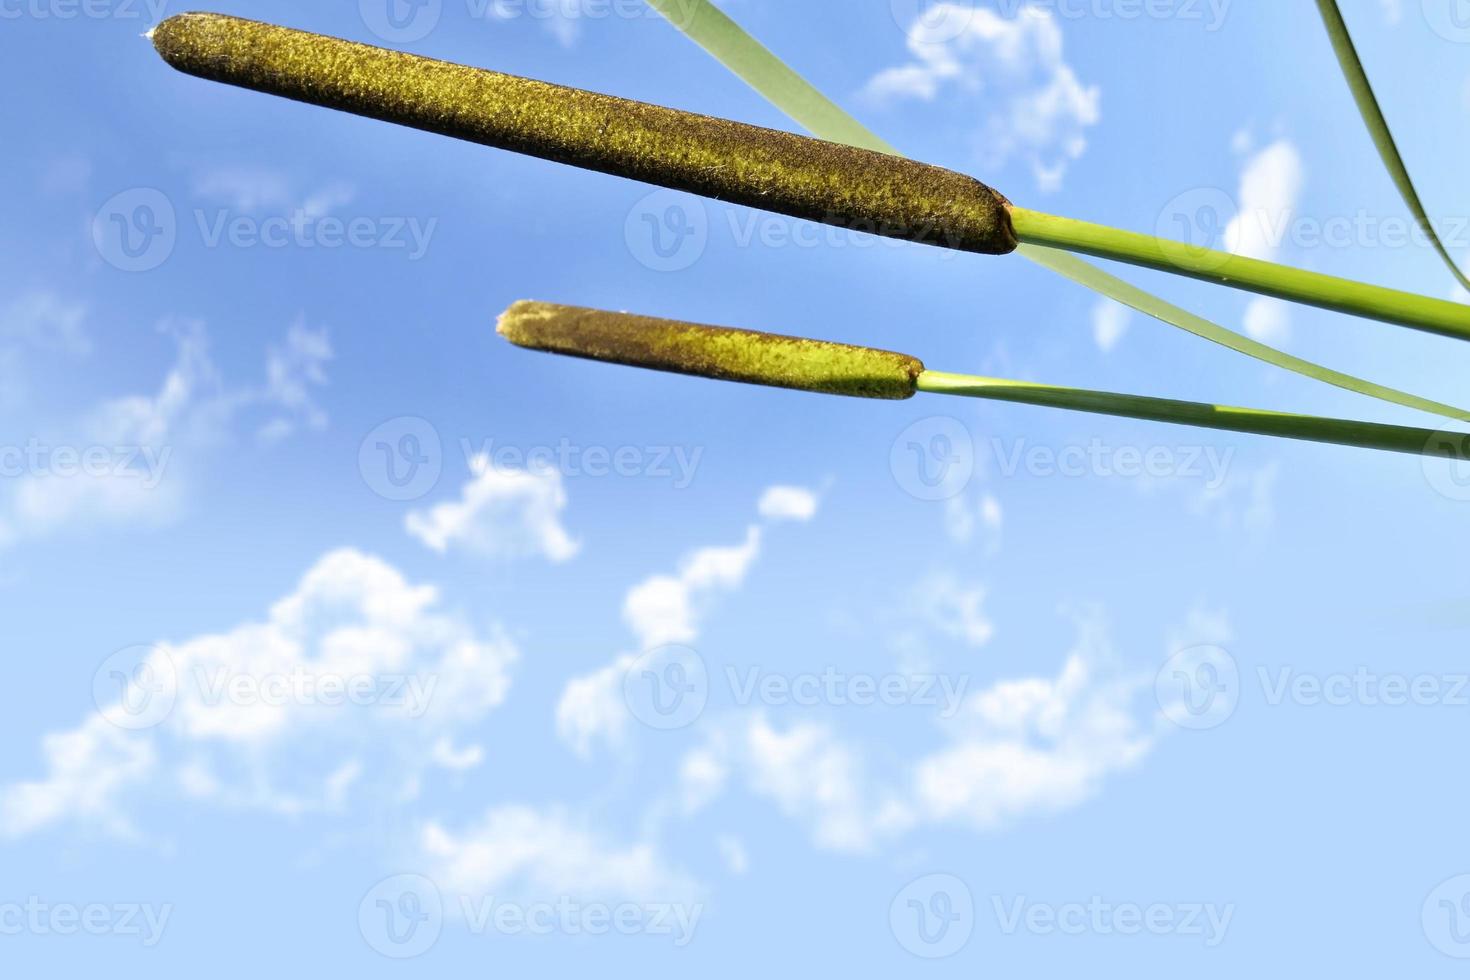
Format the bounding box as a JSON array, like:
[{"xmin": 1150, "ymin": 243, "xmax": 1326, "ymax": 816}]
[
  {"xmin": 643, "ymin": 0, "xmax": 1470, "ymax": 422},
  {"xmin": 1315, "ymin": 0, "xmax": 1470, "ymax": 292}
]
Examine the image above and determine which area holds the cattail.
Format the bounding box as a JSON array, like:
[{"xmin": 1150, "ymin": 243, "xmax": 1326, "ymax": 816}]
[
  {"xmin": 149, "ymin": 12, "xmax": 1470, "ymax": 340},
  {"xmin": 498, "ymin": 301, "xmax": 922, "ymax": 400},
  {"xmin": 498, "ymin": 301, "xmax": 1470, "ymax": 460},
  {"xmin": 149, "ymin": 12, "xmax": 1015, "ymax": 256}
]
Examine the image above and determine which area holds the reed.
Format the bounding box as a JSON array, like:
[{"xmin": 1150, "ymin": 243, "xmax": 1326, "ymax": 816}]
[
  {"xmin": 149, "ymin": 13, "xmax": 1470, "ymax": 342},
  {"xmin": 499, "ymin": 301, "xmax": 1468, "ymax": 460}
]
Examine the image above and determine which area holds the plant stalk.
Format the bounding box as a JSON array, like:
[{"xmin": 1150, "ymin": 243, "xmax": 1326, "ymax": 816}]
[
  {"xmin": 917, "ymin": 370, "xmax": 1466, "ymax": 459},
  {"xmin": 1008, "ymin": 208, "xmax": 1470, "ymax": 342}
]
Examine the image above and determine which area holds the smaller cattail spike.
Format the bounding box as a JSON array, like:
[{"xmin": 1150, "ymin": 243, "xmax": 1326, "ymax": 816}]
[{"xmin": 497, "ymin": 301, "xmax": 924, "ymax": 400}]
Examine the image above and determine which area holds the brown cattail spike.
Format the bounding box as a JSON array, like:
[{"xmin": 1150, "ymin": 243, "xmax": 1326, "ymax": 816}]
[
  {"xmin": 150, "ymin": 12, "xmax": 1018, "ymax": 256},
  {"xmin": 497, "ymin": 302, "xmax": 923, "ymax": 399}
]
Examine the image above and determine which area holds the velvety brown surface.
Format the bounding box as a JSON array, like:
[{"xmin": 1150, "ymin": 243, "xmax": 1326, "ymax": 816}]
[
  {"xmin": 151, "ymin": 12, "xmax": 1018, "ymax": 255},
  {"xmin": 497, "ymin": 301, "xmax": 924, "ymax": 399}
]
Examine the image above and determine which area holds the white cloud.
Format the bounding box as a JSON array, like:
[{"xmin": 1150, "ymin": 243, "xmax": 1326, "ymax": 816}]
[
  {"xmin": 1380, "ymin": 0, "xmax": 1403, "ymax": 25},
  {"xmin": 717, "ymin": 834, "xmax": 748, "ymax": 875},
  {"xmin": 865, "ymin": 4, "xmax": 1100, "ymax": 191},
  {"xmin": 1243, "ymin": 296, "xmax": 1291, "ymax": 344},
  {"xmin": 556, "ymin": 486, "xmax": 814, "ymax": 757},
  {"xmin": 1190, "ymin": 462, "xmax": 1278, "ymax": 535},
  {"xmin": 1225, "ymin": 140, "xmax": 1303, "ymax": 262},
  {"xmin": 1092, "ymin": 299, "xmax": 1130, "ymax": 352},
  {"xmin": 672, "ymin": 605, "xmax": 1180, "ymax": 849},
  {"xmin": 623, "ymin": 527, "xmax": 762, "ymax": 649},
  {"xmin": 0, "ymin": 319, "xmax": 330, "ymax": 549},
  {"xmin": 945, "ymin": 492, "xmax": 1003, "ymax": 553},
  {"xmin": 1, "ymin": 291, "xmax": 90, "ymax": 355},
  {"xmin": 406, "ymin": 457, "xmax": 579, "ymax": 562},
  {"xmin": 420, "ymin": 804, "xmax": 696, "ymax": 904},
  {"xmin": 192, "ymin": 168, "xmax": 356, "ymax": 220},
  {"xmin": 911, "ymin": 610, "xmax": 1156, "ymax": 830},
  {"xmin": 913, "ymin": 572, "xmax": 994, "ymax": 647},
  {"xmin": 556, "ymin": 526, "xmax": 761, "ymax": 757},
  {"xmin": 757, "ymin": 485, "xmax": 819, "ymax": 522},
  {"xmin": 0, "ymin": 549, "xmax": 517, "ymax": 838}
]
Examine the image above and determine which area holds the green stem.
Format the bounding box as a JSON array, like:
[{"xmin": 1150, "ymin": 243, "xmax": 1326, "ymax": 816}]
[
  {"xmin": 643, "ymin": 0, "xmax": 1470, "ymax": 422},
  {"xmin": 917, "ymin": 370, "xmax": 1468, "ymax": 459},
  {"xmin": 1009, "ymin": 207, "xmax": 1470, "ymax": 342}
]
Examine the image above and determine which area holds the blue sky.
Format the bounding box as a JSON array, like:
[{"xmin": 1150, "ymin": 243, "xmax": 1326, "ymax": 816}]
[{"xmin": 4, "ymin": 0, "xmax": 1470, "ymax": 974}]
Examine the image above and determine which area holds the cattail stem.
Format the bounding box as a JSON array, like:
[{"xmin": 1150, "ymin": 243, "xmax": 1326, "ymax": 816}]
[
  {"xmin": 150, "ymin": 12, "xmax": 1470, "ymax": 342},
  {"xmin": 499, "ymin": 301, "xmax": 1469, "ymax": 460},
  {"xmin": 1008, "ymin": 208, "xmax": 1470, "ymax": 343},
  {"xmin": 916, "ymin": 370, "xmax": 1463, "ymax": 459}
]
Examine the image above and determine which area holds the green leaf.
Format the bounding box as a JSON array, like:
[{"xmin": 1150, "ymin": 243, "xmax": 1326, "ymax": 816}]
[
  {"xmin": 1316, "ymin": 0, "xmax": 1470, "ymax": 293},
  {"xmin": 643, "ymin": 0, "xmax": 1470, "ymax": 423}
]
